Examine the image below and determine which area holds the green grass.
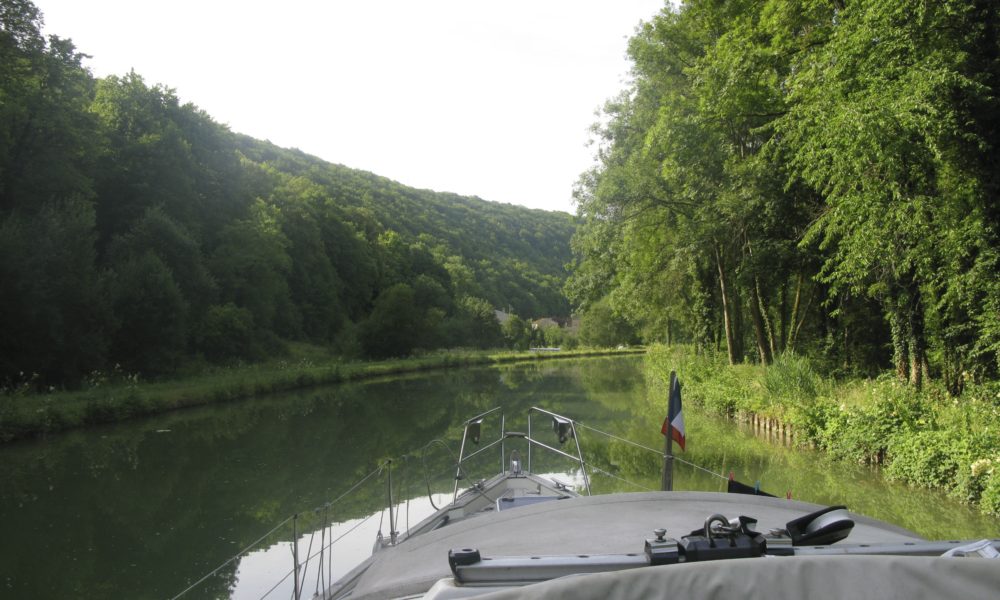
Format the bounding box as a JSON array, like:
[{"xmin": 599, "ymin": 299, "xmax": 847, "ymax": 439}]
[
  {"xmin": 645, "ymin": 344, "xmax": 1000, "ymax": 515},
  {"xmin": 0, "ymin": 346, "xmax": 645, "ymax": 443}
]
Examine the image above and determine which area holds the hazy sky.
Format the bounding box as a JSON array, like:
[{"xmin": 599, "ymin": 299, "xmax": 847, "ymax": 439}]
[{"xmin": 33, "ymin": 0, "xmax": 666, "ymax": 214}]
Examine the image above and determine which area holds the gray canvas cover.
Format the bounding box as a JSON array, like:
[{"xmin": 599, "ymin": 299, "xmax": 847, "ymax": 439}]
[{"xmin": 474, "ymin": 555, "xmax": 1000, "ymax": 600}]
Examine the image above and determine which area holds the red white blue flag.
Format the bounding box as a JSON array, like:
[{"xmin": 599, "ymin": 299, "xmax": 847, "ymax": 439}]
[{"xmin": 660, "ymin": 374, "xmax": 686, "ymax": 451}]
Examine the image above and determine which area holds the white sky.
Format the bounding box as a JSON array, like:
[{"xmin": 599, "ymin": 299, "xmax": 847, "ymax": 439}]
[{"xmin": 33, "ymin": 0, "xmax": 666, "ymax": 214}]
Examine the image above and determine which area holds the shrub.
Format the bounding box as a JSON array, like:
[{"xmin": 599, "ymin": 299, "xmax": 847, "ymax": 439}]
[
  {"xmin": 954, "ymin": 457, "xmax": 996, "ymax": 504},
  {"xmin": 980, "ymin": 466, "xmax": 1000, "ymax": 515},
  {"xmin": 821, "ymin": 379, "xmax": 928, "ymax": 464},
  {"xmin": 196, "ymin": 303, "xmax": 259, "ymax": 362},
  {"xmin": 885, "ymin": 430, "xmax": 964, "ymax": 488}
]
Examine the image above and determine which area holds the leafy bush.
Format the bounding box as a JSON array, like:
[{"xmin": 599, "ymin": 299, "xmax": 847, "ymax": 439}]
[
  {"xmin": 885, "ymin": 430, "xmax": 964, "ymax": 488},
  {"xmin": 579, "ymin": 298, "xmax": 638, "ymax": 348},
  {"xmin": 979, "ymin": 463, "xmax": 1000, "ymax": 515},
  {"xmin": 196, "ymin": 304, "xmax": 259, "ymax": 362},
  {"xmin": 789, "ymin": 397, "xmax": 838, "ymax": 447},
  {"xmin": 820, "ymin": 380, "xmax": 927, "ymax": 464}
]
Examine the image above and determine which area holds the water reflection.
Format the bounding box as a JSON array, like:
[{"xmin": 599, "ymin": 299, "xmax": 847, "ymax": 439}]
[{"xmin": 0, "ymin": 357, "xmax": 996, "ymax": 599}]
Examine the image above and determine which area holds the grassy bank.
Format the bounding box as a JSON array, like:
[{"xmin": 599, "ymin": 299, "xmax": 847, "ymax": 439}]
[
  {"xmin": 0, "ymin": 347, "xmax": 645, "ymax": 443},
  {"xmin": 645, "ymin": 345, "xmax": 1000, "ymax": 515}
]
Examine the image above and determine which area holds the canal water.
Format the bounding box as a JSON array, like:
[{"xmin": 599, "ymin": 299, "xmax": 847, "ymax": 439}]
[{"xmin": 1, "ymin": 356, "xmax": 996, "ymax": 599}]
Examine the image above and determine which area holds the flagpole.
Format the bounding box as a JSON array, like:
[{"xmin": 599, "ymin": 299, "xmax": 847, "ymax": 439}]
[{"xmin": 662, "ymin": 370, "xmax": 676, "ymax": 492}]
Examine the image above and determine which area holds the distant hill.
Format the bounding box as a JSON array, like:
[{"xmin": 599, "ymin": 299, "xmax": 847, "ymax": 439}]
[
  {"xmin": 0, "ymin": 0, "xmax": 576, "ymax": 385},
  {"xmin": 234, "ymin": 136, "xmax": 575, "ymax": 317}
]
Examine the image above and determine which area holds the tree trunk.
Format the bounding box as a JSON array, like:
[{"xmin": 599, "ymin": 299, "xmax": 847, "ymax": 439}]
[
  {"xmin": 777, "ymin": 282, "xmax": 788, "ymax": 355},
  {"xmin": 788, "ymin": 274, "xmax": 810, "ymax": 352},
  {"xmin": 732, "ymin": 284, "xmax": 745, "ymax": 360},
  {"xmin": 715, "ymin": 243, "xmax": 738, "ymax": 365},
  {"xmin": 889, "ymin": 308, "xmax": 910, "ymax": 382},
  {"xmin": 748, "ymin": 282, "xmax": 774, "ymax": 365},
  {"xmin": 907, "ymin": 292, "xmax": 926, "ymax": 390},
  {"xmin": 758, "ymin": 276, "xmax": 777, "ymax": 361}
]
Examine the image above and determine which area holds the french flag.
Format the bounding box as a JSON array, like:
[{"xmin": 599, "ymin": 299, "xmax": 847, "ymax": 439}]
[{"xmin": 660, "ymin": 373, "xmax": 685, "ymax": 451}]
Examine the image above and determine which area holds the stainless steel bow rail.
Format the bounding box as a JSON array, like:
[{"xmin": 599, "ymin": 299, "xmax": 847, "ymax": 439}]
[
  {"xmin": 169, "ymin": 407, "xmax": 728, "ymax": 600},
  {"xmin": 169, "ymin": 407, "xmax": 597, "ymax": 600},
  {"xmin": 451, "ymin": 406, "xmax": 593, "ymax": 501}
]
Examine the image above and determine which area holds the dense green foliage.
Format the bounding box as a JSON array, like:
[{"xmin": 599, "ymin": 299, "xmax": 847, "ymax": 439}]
[
  {"xmin": 0, "ymin": 1, "xmax": 575, "ymax": 388},
  {"xmin": 569, "ymin": 0, "xmax": 1000, "ymax": 390},
  {"xmin": 647, "ymin": 345, "xmax": 1000, "ymax": 514},
  {"xmin": 0, "ymin": 347, "xmax": 643, "ymax": 442}
]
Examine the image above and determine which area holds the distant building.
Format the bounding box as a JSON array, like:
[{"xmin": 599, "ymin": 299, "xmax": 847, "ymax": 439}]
[
  {"xmin": 494, "ymin": 309, "xmax": 512, "ymax": 325},
  {"xmin": 531, "ymin": 317, "xmax": 560, "ymax": 331}
]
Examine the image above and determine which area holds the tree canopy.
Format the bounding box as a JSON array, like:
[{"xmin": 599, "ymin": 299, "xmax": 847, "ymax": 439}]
[
  {"xmin": 0, "ymin": 0, "xmax": 576, "ymax": 387},
  {"xmin": 568, "ymin": 0, "xmax": 1000, "ymax": 390}
]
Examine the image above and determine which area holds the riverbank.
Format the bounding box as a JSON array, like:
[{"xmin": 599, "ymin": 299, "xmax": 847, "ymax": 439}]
[
  {"xmin": 0, "ymin": 347, "xmax": 645, "ymax": 443},
  {"xmin": 644, "ymin": 344, "xmax": 1000, "ymax": 515}
]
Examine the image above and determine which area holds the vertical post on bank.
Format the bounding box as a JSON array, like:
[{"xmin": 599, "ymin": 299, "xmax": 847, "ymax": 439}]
[{"xmin": 661, "ymin": 370, "xmax": 676, "ymax": 492}]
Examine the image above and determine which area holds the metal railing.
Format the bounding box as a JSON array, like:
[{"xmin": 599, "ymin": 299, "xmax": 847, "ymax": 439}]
[
  {"xmin": 174, "ymin": 406, "xmax": 663, "ymax": 600},
  {"xmin": 452, "ymin": 406, "xmax": 592, "ymax": 500}
]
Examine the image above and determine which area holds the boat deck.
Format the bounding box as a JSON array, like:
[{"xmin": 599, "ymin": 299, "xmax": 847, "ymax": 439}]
[{"xmin": 341, "ymin": 491, "xmax": 924, "ymax": 599}]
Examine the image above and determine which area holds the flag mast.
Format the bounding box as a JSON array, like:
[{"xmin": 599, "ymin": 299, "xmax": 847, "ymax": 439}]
[{"xmin": 661, "ymin": 370, "xmax": 676, "ymax": 491}]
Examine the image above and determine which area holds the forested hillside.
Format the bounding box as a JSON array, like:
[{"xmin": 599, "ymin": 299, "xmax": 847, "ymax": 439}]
[
  {"xmin": 0, "ymin": 0, "xmax": 574, "ymax": 388},
  {"xmin": 569, "ymin": 0, "xmax": 1000, "ymax": 390}
]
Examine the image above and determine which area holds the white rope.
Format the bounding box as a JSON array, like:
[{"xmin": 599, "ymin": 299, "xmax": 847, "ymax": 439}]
[
  {"xmin": 671, "ymin": 455, "xmax": 728, "ymax": 480},
  {"xmin": 296, "ymin": 526, "xmax": 317, "ymax": 600},
  {"xmin": 323, "ymin": 465, "xmax": 384, "ymax": 511},
  {"xmin": 576, "ymin": 422, "xmax": 664, "ymax": 455},
  {"xmin": 169, "ymin": 515, "xmax": 295, "ymax": 600},
  {"xmin": 578, "ymin": 422, "xmax": 728, "ymax": 481},
  {"xmin": 171, "ymin": 464, "xmax": 383, "ymax": 600},
  {"xmin": 588, "ymin": 465, "xmax": 655, "ymax": 492},
  {"xmin": 305, "ymin": 511, "xmax": 378, "ymax": 564},
  {"xmin": 261, "ymin": 512, "xmax": 378, "ymax": 600},
  {"xmin": 257, "ymin": 561, "xmax": 296, "ymax": 600}
]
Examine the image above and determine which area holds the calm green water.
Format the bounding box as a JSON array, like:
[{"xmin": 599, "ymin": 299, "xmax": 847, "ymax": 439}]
[{"xmin": 1, "ymin": 356, "xmax": 996, "ymax": 599}]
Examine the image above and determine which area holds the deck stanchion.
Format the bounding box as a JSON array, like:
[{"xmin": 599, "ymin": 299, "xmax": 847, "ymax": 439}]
[
  {"xmin": 571, "ymin": 421, "xmax": 591, "ymax": 495},
  {"xmin": 453, "ymin": 427, "xmax": 468, "ymax": 502},
  {"xmin": 387, "ymin": 460, "xmax": 397, "ymax": 545},
  {"xmin": 526, "ymin": 412, "xmax": 532, "ymax": 472},
  {"xmin": 292, "ymin": 514, "xmax": 301, "ymax": 600},
  {"xmin": 501, "ymin": 413, "xmax": 507, "ymax": 474}
]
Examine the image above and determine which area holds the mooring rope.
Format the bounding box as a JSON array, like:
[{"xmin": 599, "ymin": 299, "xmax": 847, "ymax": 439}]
[
  {"xmin": 262, "ymin": 511, "xmax": 379, "ymax": 600},
  {"xmin": 577, "ymin": 422, "xmax": 728, "ymax": 481},
  {"xmin": 587, "ymin": 465, "xmax": 655, "ymax": 491},
  {"xmin": 314, "ymin": 506, "xmax": 327, "ymax": 598},
  {"xmin": 296, "ymin": 525, "xmax": 318, "ymax": 600},
  {"xmin": 169, "ymin": 515, "xmax": 296, "ymax": 600},
  {"xmin": 257, "ymin": 561, "xmax": 297, "ymax": 600},
  {"xmin": 672, "ymin": 455, "xmax": 728, "ymax": 481},
  {"xmin": 309, "ymin": 511, "xmax": 379, "ymax": 562},
  {"xmin": 325, "ymin": 464, "xmax": 384, "ymax": 511},
  {"xmin": 576, "ymin": 422, "xmax": 664, "ymax": 456},
  {"xmin": 178, "ymin": 420, "xmax": 738, "ymax": 600},
  {"xmin": 171, "ymin": 464, "xmax": 383, "ymax": 600},
  {"xmin": 419, "ymin": 439, "xmax": 455, "ymax": 510}
]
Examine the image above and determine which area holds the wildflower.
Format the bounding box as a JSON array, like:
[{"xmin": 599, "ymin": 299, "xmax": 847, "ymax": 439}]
[{"xmin": 971, "ymin": 459, "xmax": 995, "ymax": 478}]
